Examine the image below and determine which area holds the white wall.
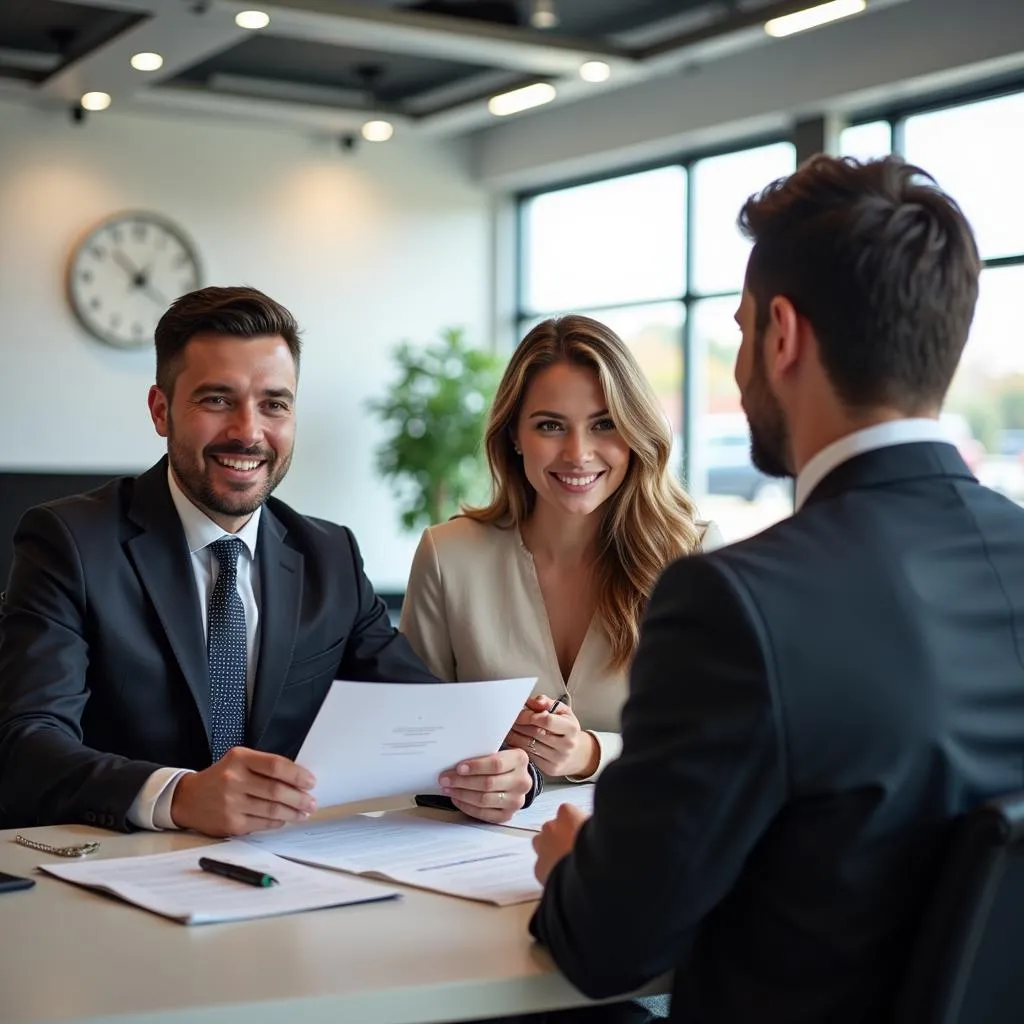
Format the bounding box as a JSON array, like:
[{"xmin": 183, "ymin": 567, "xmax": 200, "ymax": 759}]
[
  {"xmin": 470, "ymin": 0, "xmax": 1024, "ymax": 190},
  {"xmin": 0, "ymin": 98, "xmax": 491, "ymax": 590}
]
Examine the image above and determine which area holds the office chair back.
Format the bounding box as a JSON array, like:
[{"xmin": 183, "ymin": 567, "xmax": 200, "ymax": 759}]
[{"xmin": 893, "ymin": 790, "xmax": 1024, "ymax": 1023}]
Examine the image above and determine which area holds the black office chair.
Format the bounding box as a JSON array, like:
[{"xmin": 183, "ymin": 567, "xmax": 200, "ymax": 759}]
[{"xmin": 893, "ymin": 790, "xmax": 1024, "ymax": 1024}]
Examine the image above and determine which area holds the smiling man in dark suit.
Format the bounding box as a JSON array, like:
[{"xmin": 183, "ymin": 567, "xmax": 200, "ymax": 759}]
[
  {"xmin": 0, "ymin": 286, "xmax": 535, "ymax": 836},
  {"xmin": 528, "ymin": 155, "xmax": 1024, "ymax": 1023}
]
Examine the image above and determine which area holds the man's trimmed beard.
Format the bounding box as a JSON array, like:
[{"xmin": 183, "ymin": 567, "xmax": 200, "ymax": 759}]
[{"xmin": 743, "ymin": 322, "xmax": 791, "ymax": 479}]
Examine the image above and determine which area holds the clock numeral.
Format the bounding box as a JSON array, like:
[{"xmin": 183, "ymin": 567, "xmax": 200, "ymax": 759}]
[
  {"xmin": 109, "ymin": 227, "xmax": 122, "ymax": 245},
  {"xmin": 132, "ymin": 322, "xmax": 144, "ymax": 336},
  {"xmin": 91, "ymin": 246, "xmax": 106, "ymax": 260},
  {"xmin": 80, "ymin": 270, "xmax": 93, "ymax": 283},
  {"xmin": 110, "ymin": 313, "xmax": 122, "ymax": 328},
  {"xmin": 155, "ymin": 234, "xmax": 167, "ymax": 251},
  {"xmin": 89, "ymin": 297, "xmax": 102, "ymax": 310},
  {"xmin": 132, "ymin": 222, "xmax": 147, "ymax": 242},
  {"xmin": 172, "ymin": 252, "xmax": 190, "ymax": 269}
]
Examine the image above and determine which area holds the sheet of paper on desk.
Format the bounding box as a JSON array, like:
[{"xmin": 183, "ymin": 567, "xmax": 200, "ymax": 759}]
[
  {"xmin": 39, "ymin": 841, "xmax": 400, "ymax": 925},
  {"xmin": 296, "ymin": 676, "xmax": 537, "ymax": 808},
  {"xmin": 498, "ymin": 784, "xmax": 595, "ymax": 833},
  {"xmin": 243, "ymin": 811, "xmax": 542, "ymax": 906}
]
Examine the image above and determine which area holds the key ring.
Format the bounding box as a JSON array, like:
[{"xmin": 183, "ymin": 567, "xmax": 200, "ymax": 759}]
[{"xmin": 13, "ymin": 834, "xmax": 101, "ymax": 858}]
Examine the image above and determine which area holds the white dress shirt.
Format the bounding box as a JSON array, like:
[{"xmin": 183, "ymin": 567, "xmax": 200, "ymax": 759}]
[
  {"xmin": 794, "ymin": 418, "xmax": 954, "ymax": 512},
  {"xmin": 126, "ymin": 469, "xmax": 262, "ymax": 830}
]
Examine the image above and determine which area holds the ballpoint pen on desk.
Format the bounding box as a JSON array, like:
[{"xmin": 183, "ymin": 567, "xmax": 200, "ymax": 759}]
[{"xmin": 198, "ymin": 857, "xmax": 278, "ymax": 888}]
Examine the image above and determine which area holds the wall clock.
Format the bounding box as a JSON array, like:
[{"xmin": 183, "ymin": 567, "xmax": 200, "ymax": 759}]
[{"xmin": 67, "ymin": 211, "xmax": 203, "ymax": 349}]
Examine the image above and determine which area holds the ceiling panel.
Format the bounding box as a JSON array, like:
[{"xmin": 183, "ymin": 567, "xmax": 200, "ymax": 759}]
[{"xmin": 173, "ymin": 34, "xmax": 495, "ymax": 104}]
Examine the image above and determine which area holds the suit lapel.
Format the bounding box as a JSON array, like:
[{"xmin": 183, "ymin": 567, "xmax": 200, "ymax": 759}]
[
  {"xmin": 125, "ymin": 460, "xmax": 211, "ymax": 739},
  {"xmin": 249, "ymin": 508, "xmax": 303, "ymax": 747}
]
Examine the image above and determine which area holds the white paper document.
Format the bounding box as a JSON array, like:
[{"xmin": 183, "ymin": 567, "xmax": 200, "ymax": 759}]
[
  {"xmin": 296, "ymin": 676, "xmax": 537, "ymax": 808},
  {"xmin": 39, "ymin": 840, "xmax": 400, "ymax": 925},
  {"xmin": 244, "ymin": 811, "xmax": 542, "ymax": 906},
  {"xmin": 498, "ymin": 784, "xmax": 595, "ymax": 833}
]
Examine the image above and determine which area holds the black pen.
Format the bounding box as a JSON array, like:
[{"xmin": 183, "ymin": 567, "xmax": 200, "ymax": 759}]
[
  {"xmin": 198, "ymin": 856, "xmax": 278, "ymax": 888},
  {"xmin": 548, "ymin": 695, "xmax": 568, "ymax": 714}
]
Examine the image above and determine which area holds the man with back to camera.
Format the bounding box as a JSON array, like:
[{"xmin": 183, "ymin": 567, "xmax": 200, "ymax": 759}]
[
  {"xmin": 0, "ymin": 286, "xmax": 536, "ymax": 836},
  {"xmin": 527, "ymin": 154, "xmax": 1024, "ymax": 1022}
]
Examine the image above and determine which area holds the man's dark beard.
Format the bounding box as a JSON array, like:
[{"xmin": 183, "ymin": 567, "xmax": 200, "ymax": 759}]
[
  {"xmin": 744, "ymin": 325, "xmax": 792, "ymax": 479},
  {"xmin": 168, "ymin": 434, "xmax": 291, "ymax": 519}
]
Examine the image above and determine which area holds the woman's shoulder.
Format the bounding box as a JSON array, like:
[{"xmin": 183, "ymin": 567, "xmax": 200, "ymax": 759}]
[
  {"xmin": 424, "ymin": 515, "xmax": 517, "ymax": 560},
  {"xmin": 694, "ymin": 518, "xmax": 726, "ymax": 553}
]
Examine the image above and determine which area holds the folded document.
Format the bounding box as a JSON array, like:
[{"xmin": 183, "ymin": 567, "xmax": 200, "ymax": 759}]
[{"xmin": 40, "ymin": 841, "xmax": 400, "ymax": 924}]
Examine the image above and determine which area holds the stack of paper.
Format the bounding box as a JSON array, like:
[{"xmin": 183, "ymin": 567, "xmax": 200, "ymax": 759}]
[
  {"xmin": 244, "ymin": 812, "xmax": 542, "ymax": 906},
  {"xmin": 40, "ymin": 841, "xmax": 400, "ymax": 924}
]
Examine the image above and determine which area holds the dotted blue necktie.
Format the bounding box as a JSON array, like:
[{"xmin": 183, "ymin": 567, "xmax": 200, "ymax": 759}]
[{"xmin": 207, "ymin": 537, "xmax": 247, "ymax": 761}]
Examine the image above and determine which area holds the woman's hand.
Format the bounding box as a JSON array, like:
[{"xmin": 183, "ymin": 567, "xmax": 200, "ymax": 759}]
[{"xmin": 505, "ymin": 694, "xmax": 600, "ymax": 778}]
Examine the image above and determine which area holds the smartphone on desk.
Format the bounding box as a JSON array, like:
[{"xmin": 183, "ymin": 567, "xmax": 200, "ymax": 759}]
[{"xmin": 0, "ymin": 871, "xmax": 35, "ymax": 894}]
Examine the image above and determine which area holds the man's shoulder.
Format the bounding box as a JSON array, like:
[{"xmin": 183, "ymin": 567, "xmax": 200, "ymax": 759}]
[
  {"xmin": 24, "ymin": 474, "xmax": 135, "ymax": 534},
  {"xmin": 261, "ymin": 497, "xmax": 363, "ymax": 564}
]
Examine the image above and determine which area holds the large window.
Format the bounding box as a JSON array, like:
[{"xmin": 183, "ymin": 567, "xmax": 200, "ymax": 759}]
[
  {"xmin": 518, "ymin": 142, "xmax": 796, "ymax": 543},
  {"xmin": 517, "ymin": 81, "xmax": 1024, "ymax": 543}
]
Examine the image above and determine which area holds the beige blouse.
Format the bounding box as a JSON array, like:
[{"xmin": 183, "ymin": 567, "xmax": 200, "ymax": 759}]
[{"xmin": 400, "ymin": 515, "xmax": 724, "ymax": 781}]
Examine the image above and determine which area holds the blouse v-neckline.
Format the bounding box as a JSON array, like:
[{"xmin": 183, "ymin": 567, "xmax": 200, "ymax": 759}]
[{"xmin": 512, "ymin": 527, "xmax": 598, "ymax": 693}]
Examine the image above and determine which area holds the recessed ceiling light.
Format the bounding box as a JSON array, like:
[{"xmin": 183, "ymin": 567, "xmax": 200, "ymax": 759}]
[
  {"xmin": 235, "ymin": 10, "xmax": 271, "ymax": 30},
  {"xmin": 80, "ymin": 91, "xmax": 111, "ymax": 112},
  {"xmin": 130, "ymin": 52, "xmax": 164, "ymax": 72},
  {"xmin": 488, "ymin": 83, "xmax": 557, "ymax": 117},
  {"xmin": 529, "ymin": 0, "xmax": 559, "ymax": 29},
  {"xmin": 764, "ymin": 0, "xmax": 867, "ymax": 38},
  {"xmin": 579, "ymin": 61, "xmax": 611, "ymax": 83},
  {"xmin": 361, "ymin": 119, "xmax": 394, "ymax": 142}
]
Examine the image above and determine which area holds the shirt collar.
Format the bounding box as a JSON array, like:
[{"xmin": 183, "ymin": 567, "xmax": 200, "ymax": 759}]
[
  {"xmin": 166, "ymin": 466, "xmax": 261, "ymax": 558},
  {"xmin": 795, "ymin": 418, "xmax": 954, "ymax": 511}
]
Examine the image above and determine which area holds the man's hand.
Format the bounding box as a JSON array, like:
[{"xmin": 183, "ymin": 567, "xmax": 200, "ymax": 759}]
[
  {"xmin": 170, "ymin": 747, "xmax": 317, "ymax": 837},
  {"xmin": 533, "ymin": 803, "xmax": 587, "ymax": 884},
  {"xmin": 506, "ymin": 695, "xmax": 600, "ymax": 778},
  {"xmin": 438, "ymin": 747, "xmax": 532, "ymax": 824}
]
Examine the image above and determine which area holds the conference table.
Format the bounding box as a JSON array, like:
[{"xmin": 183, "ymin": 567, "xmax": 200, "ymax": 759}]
[{"xmin": 0, "ymin": 799, "xmax": 665, "ymax": 1024}]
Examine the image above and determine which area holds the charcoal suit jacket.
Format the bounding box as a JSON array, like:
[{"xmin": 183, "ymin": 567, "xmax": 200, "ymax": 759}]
[{"xmin": 531, "ymin": 442, "xmax": 1024, "ymax": 1023}]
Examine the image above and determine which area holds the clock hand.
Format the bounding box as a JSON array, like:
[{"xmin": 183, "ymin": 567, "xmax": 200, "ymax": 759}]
[
  {"xmin": 111, "ymin": 249, "xmax": 145, "ymax": 283},
  {"xmin": 141, "ymin": 282, "xmax": 169, "ymax": 307}
]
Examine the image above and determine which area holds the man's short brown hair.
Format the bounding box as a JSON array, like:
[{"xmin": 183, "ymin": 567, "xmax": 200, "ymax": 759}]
[
  {"xmin": 154, "ymin": 286, "xmax": 302, "ymax": 396},
  {"xmin": 739, "ymin": 154, "xmax": 981, "ymax": 412}
]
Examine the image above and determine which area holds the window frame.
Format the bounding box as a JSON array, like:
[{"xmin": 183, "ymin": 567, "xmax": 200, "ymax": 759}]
[{"xmin": 514, "ymin": 72, "xmax": 1024, "ymax": 506}]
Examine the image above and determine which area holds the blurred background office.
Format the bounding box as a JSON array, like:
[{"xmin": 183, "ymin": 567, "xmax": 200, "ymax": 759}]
[{"xmin": 1, "ymin": 0, "xmax": 1022, "ymax": 597}]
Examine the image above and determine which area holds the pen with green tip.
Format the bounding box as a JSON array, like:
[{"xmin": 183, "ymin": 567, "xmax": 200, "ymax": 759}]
[{"xmin": 198, "ymin": 856, "xmax": 278, "ymax": 887}]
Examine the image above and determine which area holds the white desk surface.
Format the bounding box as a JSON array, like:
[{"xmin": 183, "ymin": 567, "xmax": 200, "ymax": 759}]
[{"xmin": 0, "ymin": 801, "xmax": 663, "ymax": 1024}]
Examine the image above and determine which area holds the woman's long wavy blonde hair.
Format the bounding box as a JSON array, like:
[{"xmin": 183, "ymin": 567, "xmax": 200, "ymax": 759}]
[{"xmin": 463, "ymin": 315, "xmax": 703, "ymax": 669}]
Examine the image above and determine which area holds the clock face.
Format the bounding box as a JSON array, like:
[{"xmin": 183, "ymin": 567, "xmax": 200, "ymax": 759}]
[{"xmin": 67, "ymin": 211, "xmax": 202, "ymax": 349}]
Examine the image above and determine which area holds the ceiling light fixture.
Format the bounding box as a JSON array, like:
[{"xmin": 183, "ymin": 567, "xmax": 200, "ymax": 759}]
[
  {"xmin": 130, "ymin": 52, "xmax": 164, "ymax": 72},
  {"xmin": 235, "ymin": 10, "xmax": 271, "ymax": 30},
  {"xmin": 487, "ymin": 82, "xmax": 556, "ymax": 117},
  {"xmin": 529, "ymin": 0, "xmax": 559, "ymax": 30},
  {"xmin": 361, "ymin": 119, "xmax": 394, "ymax": 142},
  {"xmin": 764, "ymin": 0, "xmax": 867, "ymax": 37},
  {"xmin": 579, "ymin": 60, "xmax": 611, "ymax": 83},
  {"xmin": 80, "ymin": 91, "xmax": 112, "ymax": 111}
]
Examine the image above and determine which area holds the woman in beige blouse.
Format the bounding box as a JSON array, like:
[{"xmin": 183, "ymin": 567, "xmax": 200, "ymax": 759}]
[{"xmin": 401, "ymin": 314, "xmax": 722, "ymax": 782}]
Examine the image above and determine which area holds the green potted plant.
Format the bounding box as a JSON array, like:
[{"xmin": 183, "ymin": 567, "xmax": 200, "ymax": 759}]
[{"xmin": 367, "ymin": 327, "xmax": 505, "ymax": 530}]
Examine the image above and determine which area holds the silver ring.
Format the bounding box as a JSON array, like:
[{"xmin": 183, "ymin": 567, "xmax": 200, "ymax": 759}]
[
  {"xmin": 497, "ymin": 791, "xmax": 505, "ymax": 804},
  {"xmin": 529, "ymin": 737, "xmax": 537, "ymax": 751}
]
